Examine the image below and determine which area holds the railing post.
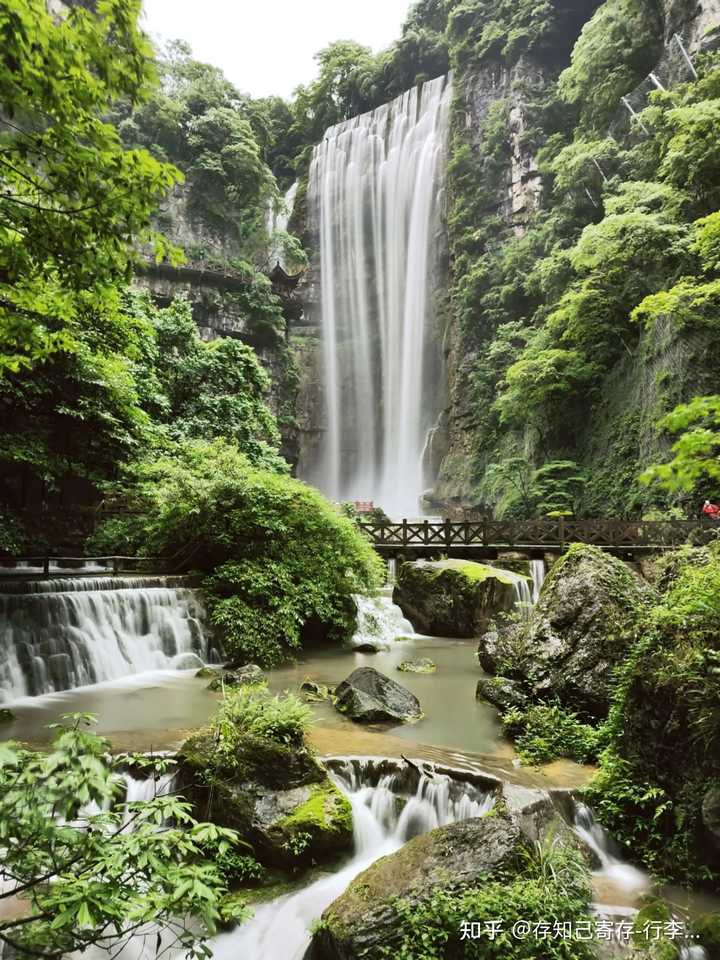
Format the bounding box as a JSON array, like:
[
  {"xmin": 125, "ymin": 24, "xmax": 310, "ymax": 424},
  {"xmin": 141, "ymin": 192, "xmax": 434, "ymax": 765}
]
[
  {"xmin": 112, "ymin": 556, "xmax": 119, "ymax": 575},
  {"xmin": 402, "ymin": 519, "xmax": 408, "ymax": 546},
  {"xmin": 43, "ymin": 556, "xmax": 50, "ymax": 578},
  {"xmin": 482, "ymin": 519, "xmax": 489, "ymax": 546},
  {"xmin": 424, "ymin": 520, "xmax": 429, "ymax": 544},
  {"xmin": 445, "ymin": 518, "xmax": 451, "ymax": 548},
  {"xmin": 559, "ymin": 516, "xmax": 566, "ymax": 549}
]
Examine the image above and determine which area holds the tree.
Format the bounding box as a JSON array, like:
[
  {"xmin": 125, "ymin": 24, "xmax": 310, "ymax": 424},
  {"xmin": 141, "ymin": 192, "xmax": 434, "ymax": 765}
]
[
  {"xmin": 641, "ymin": 395, "xmax": 720, "ymax": 494},
  {"xmin": 0, "ymin": 0, "xmax": 182, "ymax": 374},
  {"xmin": 0, "ymin": 715, "xmax": 242, "ymax": 958}
]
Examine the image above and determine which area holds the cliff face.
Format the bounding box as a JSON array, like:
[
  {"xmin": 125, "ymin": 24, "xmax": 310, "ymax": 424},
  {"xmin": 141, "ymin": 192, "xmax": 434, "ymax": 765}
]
[
  {"xmin": 133, "ymin": 191, "xmax": 303, "ymax": 469},
  {"xmin": 433, "ymin": 0, "xmax": 720, "ymax": 517}
]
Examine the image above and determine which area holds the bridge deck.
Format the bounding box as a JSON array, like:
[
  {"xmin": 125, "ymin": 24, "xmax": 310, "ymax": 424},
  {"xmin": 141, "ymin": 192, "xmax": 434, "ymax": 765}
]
[{"xmin": 358, "ymin": 519, "xmax": 717, "ymax": 554}]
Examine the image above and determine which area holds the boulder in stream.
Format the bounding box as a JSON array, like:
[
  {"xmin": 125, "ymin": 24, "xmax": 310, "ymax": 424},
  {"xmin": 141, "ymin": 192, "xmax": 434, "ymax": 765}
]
[
  {"xmin": 475, "ymin": 675, "xmax": 527, "ymax": 711},
  {"xmin": 333, "ymin": 667, "xmax": 422, "ymax": 723},
  {"xmin": 478, "ymin": 544, "xmax": 648, "ymax": 717},
  {"xmin": 178, "ymin": 731, "xmax": 353, "ymax": 870},
  {"xmin": 397, "ymin": 658, "xmax": 436, "ymax": 674},
  {"xmin": 312, "ymin": 797, "xmax": 584, "ymax": 960},
  {"xmin": 207, "ymin": 663, "xmax": 265, "ymax": 691},
  {"xmin": 393, "ymin": 558, "xmax": 525, "ymax": 638}
]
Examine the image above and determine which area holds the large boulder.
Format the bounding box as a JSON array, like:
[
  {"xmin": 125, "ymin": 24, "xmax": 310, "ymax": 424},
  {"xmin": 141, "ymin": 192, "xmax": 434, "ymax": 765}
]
[
  {"xmin": 478, "ymin": 544, "xmax": 648, "ymax": 717},
  {"xmin": 178, "ymin": 731, "xmax": 352, "ymax": 870},
  {"xmin": 393, "ymin": 559, "xmax": 526, "ymax": 638},
  {"xmin": 312, "ymin": 797, "xmax": 583, "ymax": 960},
  {"xmin": 312, "ymin": 817, "xmax": 521, "ymax": 958},
  {"xmin": 333, "ymin": 667, "xmax": 422, "ymax": 723}
]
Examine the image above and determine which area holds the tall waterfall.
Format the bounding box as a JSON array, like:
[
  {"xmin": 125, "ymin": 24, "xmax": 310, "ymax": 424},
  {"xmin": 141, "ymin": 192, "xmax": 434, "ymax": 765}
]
[
  {"xmin": 0, "ymin": 577, "xmax": 208, "ymax": 701},
  {"xmin": 308, "ymin": 75, "xmax": 452, "ymax": 517}
]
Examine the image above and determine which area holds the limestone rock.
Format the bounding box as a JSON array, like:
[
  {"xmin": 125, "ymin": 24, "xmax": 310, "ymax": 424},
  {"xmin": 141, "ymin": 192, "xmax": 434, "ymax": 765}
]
[
  {"xmin": 479, "ymin": 545, "xmax": 648, "ymax": 717},
  {"xmin": 393, "ymin": 558, "xmax": 525, "ymax": 638},
  {"xmin": 333, "ymin": 667, "xmax": 422, "ymax": 723},
  {"xmin": 313, "ymin": 817, "xmax": 521, "ymax": 959},
  {"xmin": 300, "ymin": 680, "xmax": 331, "ymax": 702},
  {"xmin": 178, "ymin": 731, "xmax": 352, "ymax": 870}
]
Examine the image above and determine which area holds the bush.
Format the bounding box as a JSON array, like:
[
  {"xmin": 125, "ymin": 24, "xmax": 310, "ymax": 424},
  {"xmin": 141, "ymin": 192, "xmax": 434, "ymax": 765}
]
[
  {"xmin": 213, "ymin": 684, "xmax": 312, "ymax": 749},
  {"xmin": 91, "ymin": 440, "xmax": 384, "ymax": 665},
  {"xmin": 503, "ymin": 703, "xmax": 602, "ymax": 766}
]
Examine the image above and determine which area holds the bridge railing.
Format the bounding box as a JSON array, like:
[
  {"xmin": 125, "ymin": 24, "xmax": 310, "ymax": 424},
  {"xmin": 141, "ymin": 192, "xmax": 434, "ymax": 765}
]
[{"xmin": 358, "ymin": 519, "xmax": 720, "ymax": 550}]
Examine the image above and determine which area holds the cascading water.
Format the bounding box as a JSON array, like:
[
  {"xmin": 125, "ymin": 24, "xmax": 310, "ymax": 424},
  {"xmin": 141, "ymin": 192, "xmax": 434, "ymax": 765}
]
[
  {"xmin": 267, "ymin": 181, "xmax": 298, "ymax": 268},
  {"xmin": 308, "ymin": 75, "xmax": 453, "ymax": 517},
  {"xmin": 0, "ymin": 577, "xmax": 208, "ymax": 701},
  {"xmin": 351, "ymin": 593, "xmax": 415, "ymax": 650},
  {"xmin": 530, "ymin": 559, "xmax": 546, "ymax": 602},
  {"xmin": 213, "ymin": 758, "xmax": 493, "ymax": 960}
]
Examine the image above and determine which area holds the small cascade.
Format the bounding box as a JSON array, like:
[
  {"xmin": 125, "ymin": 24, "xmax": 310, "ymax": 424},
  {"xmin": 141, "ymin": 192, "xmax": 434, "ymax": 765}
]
[
  {"xmin": 214, "ymin": 758, "xmax": 493, "ymax": 960},
  {"xmin": 573, "ymin": 802, "xmax": 650, "ymax": 902},
  {"xmin": 351, "ymin": 594, "xmax": 415, "ymax": 650},
  {"xmin": 530, "ymin": 559, "xmax": 546, "ymax": 603},
  {"xmin": 0, "ymin": 577, "xmax": 208, "ymax": 701},
  {"xmin": 267, "ymin": 181, "xmax": 299, "ymax": 268}
]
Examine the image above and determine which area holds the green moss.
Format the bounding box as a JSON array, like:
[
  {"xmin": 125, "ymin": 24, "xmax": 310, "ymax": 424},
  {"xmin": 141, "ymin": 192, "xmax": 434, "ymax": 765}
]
[
  {"xmin": 428, "ymin": 559, "xmax": 528, "ymax": 586},
  {"xmin": 277, "ymin": 781, "xmax": 352, "ymax": 838}
]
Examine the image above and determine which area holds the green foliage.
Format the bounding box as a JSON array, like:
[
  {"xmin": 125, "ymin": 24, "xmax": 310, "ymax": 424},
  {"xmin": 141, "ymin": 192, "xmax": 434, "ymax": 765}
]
[
  {"xmin": 92, "ymin": 440, "xmax": 384, "ymax": 665},
  {"xmin": 116, "ymin": 41, "xmax": 277, "ymax": 261},
  {"xmin": 211, "ymin": 684, "xmax": 312, "ymax": 751},
  {"xmin": 134, "ymin": 293, "xmax": 283, "ymax": 466},
  {"xmin": 502, "ymin": 703, "xmax": 601, "ymax": 765},
  {"xmin": 557, "ymin": 0, "xmax": 662, "ymax": 127},
  {"xmin": 0, "ymin": 715, "xmax": 243, "ymax": 957},
  {"xmin": 641, "ymin": 395, "xmax": 720, "ymax": 494},
  {"xmin": 587, "ymin": 546, "xmax": 720, "ymax": 883},
  {"xmin": 386, "ymin": 836, "xmax": 594, "ymax": 959},
  {"xmin": 0, "ymin": 0, "xmax": 182, "ymax": 374}
]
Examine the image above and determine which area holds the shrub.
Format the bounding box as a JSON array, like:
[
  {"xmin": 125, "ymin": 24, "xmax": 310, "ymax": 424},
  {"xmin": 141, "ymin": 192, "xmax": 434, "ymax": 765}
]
[
  {"xmin": 212, "ymin": 684, "xmax": 312, "ymax": 750},
  {"xmin": 91, "ymin": 440, "xmax": 384, "ymax": 665},
  {"xmin": 503, "ymin": 703, "xmax": 601, "ymax": 766}
]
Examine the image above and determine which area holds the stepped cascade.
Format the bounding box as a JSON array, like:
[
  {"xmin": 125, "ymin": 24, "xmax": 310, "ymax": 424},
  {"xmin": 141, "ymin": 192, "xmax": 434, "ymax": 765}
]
[
  {"xmin": 0, "ymin": 577, "xmax": 208, "ymax": 701},
  {"xmin": 307, "ymin": 75, "xmax": 452, "ymax": 517}
]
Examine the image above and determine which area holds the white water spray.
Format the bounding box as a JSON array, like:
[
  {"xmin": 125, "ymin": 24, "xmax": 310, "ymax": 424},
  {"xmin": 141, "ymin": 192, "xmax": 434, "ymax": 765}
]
[
  {"xmin": 308, "ymin": 76, "xmax": 452, "ymax": 517},
  {"xmin": 214, "ymin": 759, "xmax": 492, "ymax": 960},
  {"xmin": 0, "ymin": 577, "xmax": 208, "ymax": 700}
]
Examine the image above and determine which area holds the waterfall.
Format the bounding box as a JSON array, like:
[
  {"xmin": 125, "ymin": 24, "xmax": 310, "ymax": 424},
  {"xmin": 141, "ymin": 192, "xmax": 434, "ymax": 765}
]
[
  {"xmin": 530, "ymin": 559, "xmax": 546, "ymax": 602},
  {"xmin": 0, "ymin": 577, "xmax": 208, "ymax": 701},
  {"xmin": 351, "ymin": 594, "xmax": 415, "ymax": 650},
  {"xmin": 267, "ymin": 181, "xmax": 298, "ymax": 268},
  {"xmin": 308, "ymin": 75, "xmax": 452, "ymax": 518},
  {"xmin": 213, "ymin": 758, "xmax": 493, "ymax": 960}
]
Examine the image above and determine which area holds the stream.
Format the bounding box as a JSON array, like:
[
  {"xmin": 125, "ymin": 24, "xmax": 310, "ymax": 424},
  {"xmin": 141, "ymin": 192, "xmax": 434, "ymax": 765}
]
[{"xmin": 1, "ymin": 566, "xmax": 717, "ymax": 958}]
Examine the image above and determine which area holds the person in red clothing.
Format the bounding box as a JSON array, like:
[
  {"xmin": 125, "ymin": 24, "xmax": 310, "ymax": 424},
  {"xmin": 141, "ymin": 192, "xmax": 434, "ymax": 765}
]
[{"xmin": 702, "ymin": 499, "xmax": 720, "ymax": 519}]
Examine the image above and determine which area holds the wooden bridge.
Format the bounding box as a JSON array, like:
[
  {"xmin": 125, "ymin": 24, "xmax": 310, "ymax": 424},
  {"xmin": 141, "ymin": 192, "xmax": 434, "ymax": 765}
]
[{"xmin": 358, "ymin": 518, "xmax": 719, "ymax": 557}]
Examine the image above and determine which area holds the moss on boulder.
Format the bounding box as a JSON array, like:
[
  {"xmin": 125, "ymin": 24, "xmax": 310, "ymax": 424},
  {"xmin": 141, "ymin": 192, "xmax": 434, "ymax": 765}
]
[
  {"xmin": 393, "ymin": 559, "xmax": 526, "ymax": 638},
  {"xmin": 178, "ymin": 730, "xmax": 352, "ymax": 870},
  {"xmin": 478, "ymin": 544, "xmax": 648, "ymax": 717}
]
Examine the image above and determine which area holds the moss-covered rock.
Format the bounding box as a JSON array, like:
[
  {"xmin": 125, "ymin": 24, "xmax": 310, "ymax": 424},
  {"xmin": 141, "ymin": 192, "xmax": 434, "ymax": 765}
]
[
  {"xmin": 475, "ymin": 675, "xmax": 528, "ymax": 711},
  {"xmin": 479, "ymin": 544, "xmax": 648, "ymax": 717},
  {"xmin": 393, "ymin": 558, "xmax": 526, "ymax": 638},
  {"xmin": 0, "ymin": 708, "xmax": 15, "ymax": 723},
  {"xmin": 177, "ymin": 730, "xmax": 352, "ymax": 870},
  {"xmin": 312, "ymin": 801, "xmax": 586, "ymax": 959},
  {"xmin": 207, "ymin": 664, "xmax": 265, "ymax": 691},
  {"xmin": 397, "ymin": 658, "xmax": 436, "ymax": 674}
]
